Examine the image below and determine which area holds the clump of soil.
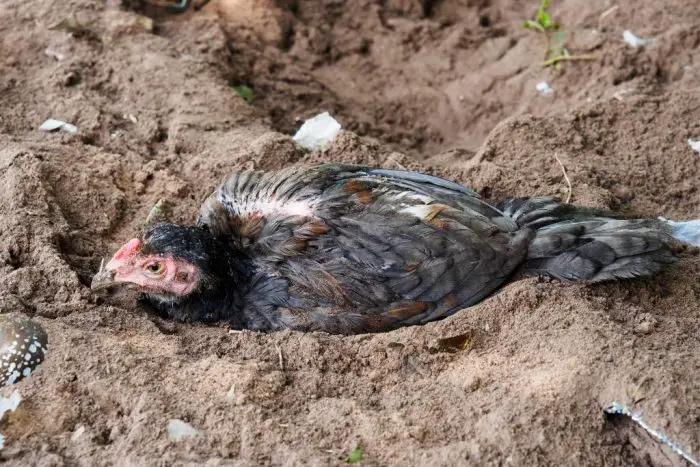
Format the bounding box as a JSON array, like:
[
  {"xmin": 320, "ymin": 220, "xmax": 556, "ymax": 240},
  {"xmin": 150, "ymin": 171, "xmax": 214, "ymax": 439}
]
[{"xmin": 0, "ymin": 0, "xmax": 699, "ymax": 464}]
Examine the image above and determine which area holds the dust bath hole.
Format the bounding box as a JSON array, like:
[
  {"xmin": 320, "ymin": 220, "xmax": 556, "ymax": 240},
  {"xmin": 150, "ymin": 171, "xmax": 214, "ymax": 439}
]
[{"xmin": 54, "ymin": 234, "xmax": 106, "ymax": 288}]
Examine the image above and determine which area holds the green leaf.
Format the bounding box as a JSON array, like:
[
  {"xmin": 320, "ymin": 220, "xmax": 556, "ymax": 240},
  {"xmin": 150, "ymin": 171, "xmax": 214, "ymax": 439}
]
[
  {"xmin": 232, "ymin": 85, "xmax": 254, "ymax": 103},
  {"xmin": 346, "ymin": 445, "xmax": 363, "ymax": 464},
  {"xmin": 536, "ymin": 10, "xmax": 552, "ymax": 28}
]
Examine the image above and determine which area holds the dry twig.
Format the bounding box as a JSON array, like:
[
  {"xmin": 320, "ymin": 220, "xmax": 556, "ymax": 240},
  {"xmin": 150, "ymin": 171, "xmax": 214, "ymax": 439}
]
[
  {"xmin": 598, "ymin": 5, "xmax": 619, "ymax": 23},
  {"xmin": 554, "ymin": 154, "xmax": 572, "ymax": 203},
  {"xmin": 542, "ymin": 54, "xmax": 597, "ymax": 67},
  {"xmin": 275, "ymin": 343, "xmax": 285, "ymax": 370}
]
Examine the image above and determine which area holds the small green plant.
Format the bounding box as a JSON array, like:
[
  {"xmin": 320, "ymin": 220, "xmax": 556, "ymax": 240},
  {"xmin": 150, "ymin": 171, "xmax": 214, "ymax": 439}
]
[
  {"xmin": 523, "ymin": 0, "xmax": 596, "ymax": 68},
  {"xmin": 523, "ymin": 0, "xmax": 557, "ymax": 32},
  {"xmin": 232, "ymin": 85, "xmax": 254, "ymax": 103},
  {"xmin": 346, "ymin": 445, "xmax": 363, "ymax": 464}
]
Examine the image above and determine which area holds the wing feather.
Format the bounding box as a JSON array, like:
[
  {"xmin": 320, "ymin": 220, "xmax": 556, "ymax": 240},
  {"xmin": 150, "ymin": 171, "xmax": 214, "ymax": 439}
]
[{"xmin": 198, "ymin": 164, "xmax": 529, "ymax": 333}]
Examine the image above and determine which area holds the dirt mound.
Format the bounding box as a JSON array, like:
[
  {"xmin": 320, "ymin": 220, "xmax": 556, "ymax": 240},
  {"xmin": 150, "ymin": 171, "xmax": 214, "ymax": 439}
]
[
  {"xmin": 212, "ymin": 0, "xmax": 700, "ymax": 155},
  {"xmin": 0, "ymin": 0, "xmax": 699, "ymax": 464}
]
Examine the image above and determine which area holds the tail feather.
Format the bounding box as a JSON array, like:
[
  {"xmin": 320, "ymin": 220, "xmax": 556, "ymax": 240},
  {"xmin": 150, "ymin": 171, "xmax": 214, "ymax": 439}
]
[{"xmin": 497, "ymin": 197, "xmax": 678, "ymax": 283}]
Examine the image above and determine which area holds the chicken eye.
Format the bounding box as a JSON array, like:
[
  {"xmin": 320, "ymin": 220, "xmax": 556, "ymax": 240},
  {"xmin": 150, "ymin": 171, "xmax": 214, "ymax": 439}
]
[{"xmin": 144, "ymin": 262, "xmax": 164, "ymax": 275}]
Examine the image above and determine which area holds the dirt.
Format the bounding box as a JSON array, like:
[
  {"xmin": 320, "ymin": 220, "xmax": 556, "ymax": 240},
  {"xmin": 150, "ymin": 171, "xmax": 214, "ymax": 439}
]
[{"xmin": 1, "ymin": 0, "xmax": 699, "ymax": 464}]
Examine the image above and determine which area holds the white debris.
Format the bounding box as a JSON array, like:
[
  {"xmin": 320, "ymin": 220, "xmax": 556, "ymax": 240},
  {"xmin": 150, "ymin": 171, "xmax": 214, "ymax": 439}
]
[
  {"xmin": 167, "ymin": 419, "xmax": 199, "ymax": 440},
  {"xmin": 660, "ymin": 217, "xmax": 700, "ymax": 247},
  {"xmin": 688, "ymin": 138, "xmax": 700, "ymax": 153},
  {"xmin": 622, "ymin": 30, "xmax": 655, "ymax": 48},
  {"xmin": 0, "ymin": 390, "xmax": 22, "ymax": 450},
  {"xmin": 292, "ymin": 112, "xmax": 341, "ymax": 151},
  {"xmin": 71, "ymin": 425, "xmax": 86, "ymax": 441},
  {"xmin": 39, "ymin": 118, "xmax": 78, "ymax": 134},
  {"xmin": 604, "ymin": 402, "xmax": 699, "ymax": 466},
  {"xmin": 536, "ymin": 81, "xmax": 553, "ymax": 96},
  {"xmin": 44, "ymin": 48, "xmax": 65, "ymax": 61},
  {"xmin": 0, "ymin": 390, "xmax": 21, "ymax": 421},
  {"xmin": 226, "ymin": 384, "xmax": 236, "ymax": 401}
]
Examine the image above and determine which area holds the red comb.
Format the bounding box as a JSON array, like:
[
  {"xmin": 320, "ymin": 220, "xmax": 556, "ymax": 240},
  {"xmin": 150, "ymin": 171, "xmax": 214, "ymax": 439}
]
[{"xmin": 113, "ymin": 238, "xmax": 141, "ymax": 260}]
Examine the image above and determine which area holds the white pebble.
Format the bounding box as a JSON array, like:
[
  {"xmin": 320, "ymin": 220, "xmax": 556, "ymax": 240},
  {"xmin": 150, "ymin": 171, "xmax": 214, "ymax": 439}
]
[
  {"xmin": 71, "ymin": 425, "xmax": 85, "ymax": 441},
  {"xmin": 536, "ymin": 81, "xmax": 553, "ymax": 96},
  {"xmin": 688, "ymin": 139, "xmax": 700, "ymax": 153},
  {"xmin": 39, "ymin": 118, "xmax": 78, "ymax": 134},
  {"xmin": 292, "ymin": 112, "xmax": 342, "ymax": 151},
  {"xmin": 623, "ymin": 30, "xmax": 655, "ymax": 48},
  {"xmin": 167, "ymin": 419, "xmax": 200, "ymax": 440}
]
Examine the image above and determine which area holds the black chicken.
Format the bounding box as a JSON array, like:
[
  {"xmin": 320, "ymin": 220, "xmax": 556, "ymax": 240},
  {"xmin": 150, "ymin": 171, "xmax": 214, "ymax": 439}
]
[{"xmin": 91, "ymin": 164, "xmax": 680, "ymax": 334}]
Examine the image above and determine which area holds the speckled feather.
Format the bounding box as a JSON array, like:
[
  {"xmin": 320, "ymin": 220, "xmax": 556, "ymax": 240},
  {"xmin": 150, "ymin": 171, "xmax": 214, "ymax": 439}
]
[
  {"xmin": 0, "ymin": 316, "xmax": 48, "ymax": 386},
  {"xmin": 127, "ymin": 163, "xmax": 677, "ymax": 335}
]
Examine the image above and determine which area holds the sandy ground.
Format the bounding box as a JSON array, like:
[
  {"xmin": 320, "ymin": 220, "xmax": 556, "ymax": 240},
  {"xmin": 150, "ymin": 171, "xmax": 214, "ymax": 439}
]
[{"xmin": 1, "ymin": 0, "xmax": 699, "ymax": 465}]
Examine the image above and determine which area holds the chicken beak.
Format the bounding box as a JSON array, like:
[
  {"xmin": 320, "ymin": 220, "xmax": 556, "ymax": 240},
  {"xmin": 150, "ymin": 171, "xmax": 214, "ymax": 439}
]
[{"xmin": 90, "ymin": 258, "xmax": 118, "ymax": 291}]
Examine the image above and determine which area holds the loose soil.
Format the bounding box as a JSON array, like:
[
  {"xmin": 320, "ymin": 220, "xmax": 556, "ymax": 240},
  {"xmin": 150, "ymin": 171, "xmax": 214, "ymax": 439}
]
[{"xmin": 1, "ymin": 0, "xmax": 699, "ymax": 465}]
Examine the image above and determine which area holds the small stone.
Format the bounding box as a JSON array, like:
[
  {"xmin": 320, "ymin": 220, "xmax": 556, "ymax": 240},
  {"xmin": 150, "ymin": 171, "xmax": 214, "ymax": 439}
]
[
  {"xmin": 217, "ymin": 0, "xmax": 291, "ymax": 47},
  {"xmin": 63, "ymin": 70, "xmax": 81, "ymax": 87},
  {"xmin": 103, "ymin": 10, "xmax": 154, "ymax": 37},
  {"xmin": 633, "ymin": 314, "xmax": 657, "ymax": 335}
]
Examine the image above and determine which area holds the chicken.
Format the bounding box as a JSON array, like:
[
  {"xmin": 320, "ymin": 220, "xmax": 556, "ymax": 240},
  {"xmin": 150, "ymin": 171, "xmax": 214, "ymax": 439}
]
[{"xmin": 91, "ymin": 163, "xmax": 679, "ymax": 334}]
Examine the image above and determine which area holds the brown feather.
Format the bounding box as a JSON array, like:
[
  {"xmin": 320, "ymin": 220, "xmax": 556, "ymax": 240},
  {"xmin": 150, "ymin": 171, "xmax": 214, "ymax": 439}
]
[{"xmin": 387, "ymin": 300, "xmax": 431, "ymax": 319}]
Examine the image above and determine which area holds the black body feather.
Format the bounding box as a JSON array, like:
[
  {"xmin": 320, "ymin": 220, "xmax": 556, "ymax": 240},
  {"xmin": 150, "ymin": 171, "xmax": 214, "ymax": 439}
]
[{"xmin": 138, "ymin": 164, "xmax": 677, "ymax": 334}]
